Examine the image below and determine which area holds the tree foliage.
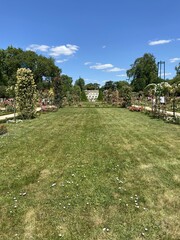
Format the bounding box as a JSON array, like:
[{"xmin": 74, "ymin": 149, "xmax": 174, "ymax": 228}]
[
  {"xmin": 97, "ymin": 89, "xmax": 103, "ymax": 101},
  {"xmin": 0, "ymin": 46, "xmax": 61, "ymax": 94},
  {"xmin": 169, "ymin": 62, "xmax": 180, "ymax": 84},
  {"xmin": 74, "ymin": 77, "xmax": 89, "ymax": 102},
  {"xmin": 75, "ymin": 78, "xmax": 85, "ymax": 91},
  {"xmin": 175, "ymin": 63, "xmax": 180, "ymax": 76},
  {"xmin": 127, "ymin": 53, "xmax": 158, "ymax": 91},
  {"xmin": 52, "ymin": 76, "xmax": 63, "ymax": 108},
  {"xmin": 15, "ymin": 68, "xmax": 37, "ymax": 119},
  {"xmin": 85, "ymin": 83, "xmax": 100, "ymax": 90},
  {"xmin": 60, "ymin": 74, "xmax": 73, "ymax": 97},
  {"xmin": 115, "ymin": 81, "xmax": 129, "ymax": 91},
  {"xmin": 103, "ymin": 81, "xmax": 116, "ymax": 90}
]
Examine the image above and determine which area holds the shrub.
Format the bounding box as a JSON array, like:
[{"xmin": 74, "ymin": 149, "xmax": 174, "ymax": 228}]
[
  {"xmin": 165, "ymin": 116, "xmax": 180, "ymax": 125},
  {"xmin": 3, "ymin": 99, "xmax": 15, "ymax": 112},
  {"xmin": 78, "ymin": 103, "xmax": 82, "ymax": 107},
  {"xmin": 53, "ymin": 76, "xmax": 63, "ymax": 108},
  {"xmin": 0, "ymin": 124, "xmax": 7, "ymax": 135},
  {"xmin": 128, "ymin": 106, "xmax": 144, "ymax": 112},
  {"xmin": 15, "ymin": 68, "xmax": 37, "ymax": 119},
  {"xmin": 41, "ymin": 105, "xmax": 58, "ymax": 113}
]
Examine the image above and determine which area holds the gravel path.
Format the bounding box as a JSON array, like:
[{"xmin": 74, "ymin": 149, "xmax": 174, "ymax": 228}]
[
  {"xmin": 0, "ymin": 107, "xmax": 41, "ymax": 121},
  {"xmin": 132, "ymin": 105, "xmax": 180, "ymax": 117}
]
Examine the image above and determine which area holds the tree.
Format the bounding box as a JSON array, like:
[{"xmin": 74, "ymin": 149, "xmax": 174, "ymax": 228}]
[
  {"xmin": 52, "ymin": 76, "xmax": 63, "ymax": 108},
  {"xmin": 72, "ymin": 85, "xmax": 81, "ymax": 103},
  {"xmin": 127, "ymin": 53, "xmax": 158, "ymax": 91},
  {"xmin": 81, "ymin": 90, "xmax": 88, "ymax": 101},
  {"xmin": 15, "ymin": 68, "xmax": 37, "ymax": 119},
  {"xmin": 85, "ymin": 83, "xmax": 100, "ymax": 90},
  {"xmin": 119, "ymin": 85, "xmax": 132, "ymax": 107},
  {"xmin": 0, "ymin": 85, "xmax": 7, "ymax": 98},
  {"xmin": 33, "ymin": 55, "xmax": 60, "ymax": 88},
  {"xmin": 0, "ymin": 46, "xmax": 61, "ymax": 90},
  {"xmin": 75, "ymin": 77, "xmax": 85, "ymax": 91},
  {"xmin": 175, "ymin": 63, "xmax": 180, "ymax": 75},
  {"xmin": 60, "ymin": 74, "xmax": 73, "ymax": 97},
  {"xmin": 97, "ymin": 89, "xmax": 103, "ymax": 101},
  {"xmin": 103, "ymin": 81, "xmax": 116, "ymax": 90},
  {"xmin": 74, "ymin": 77, "xmax": 89, "ymax": 102},
  {"xmin": 0, "ymin": 49, "xmax": 8, "ymax": 88},
  {"xmin": 0, "ymin": 47, "xmax": 23, "ymax": 88},
  {"xmin": 170, "ymin": 75, "xmax": 180, "ymax": 85},
  {"xmin": 169, "ymin": 63, "xmax": 180, "ymax": 90},
  {"xmin": 115, "ymin": 81, "xmax": 129, "ymax": 91}
]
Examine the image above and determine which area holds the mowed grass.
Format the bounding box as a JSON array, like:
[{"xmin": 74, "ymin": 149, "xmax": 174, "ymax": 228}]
[{"xmin": 0, "ymin": 108, "xmax": 180, "ymax": 240}]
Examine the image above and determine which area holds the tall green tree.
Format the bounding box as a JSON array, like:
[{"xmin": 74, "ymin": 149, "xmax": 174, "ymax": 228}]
[
  {"xmin": 33, "ymin": 55, "xmax": 60, "ymax": 88},
  {"xmin": 127, "ymin": 53, "xmax": 158, "ymax": 91},
  {"xmin": 72, "ymin": 85, "xmax": 81, "ymax": 103},
  {"xmin": 75, "ymin": 77, "xmax": 85, "ymax": 91},
  {"xmin": 60, "ymin": 74, "xmax": 73, "ymax": 96},
  {"xmin": 52, "ymin": 76, "xmax": 63, "ymax": 108},
  {"xmin": 1, "ymin": 46, "xmax": 23, "ymax": 86},
  {"xmin": 97, "ymin": 89, "xmax": 103, "ymax": 101},
  {"xmin": 74, "ymin": 77, "xmax": 88, "ymax": 102}
]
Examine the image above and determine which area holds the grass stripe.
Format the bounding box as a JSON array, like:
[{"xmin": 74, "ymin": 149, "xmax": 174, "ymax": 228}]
[{"xmin": 0, "ymin": 108, "xmax": 179, "ymax": 239}]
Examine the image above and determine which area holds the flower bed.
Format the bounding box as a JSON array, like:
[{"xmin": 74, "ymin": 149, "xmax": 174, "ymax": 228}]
[
  {"xmin": 128, "ymin": 106, "xmax": 144, "ymax": 112},
  {"xmin": 41, "ymin": 105, "xmax": 58, "ymax": 113}
]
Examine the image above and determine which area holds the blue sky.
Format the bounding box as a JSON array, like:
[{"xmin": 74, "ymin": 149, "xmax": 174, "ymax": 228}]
[{"xmin": 1, "ymin": 0, "xmax": 180, "ymax": 85}]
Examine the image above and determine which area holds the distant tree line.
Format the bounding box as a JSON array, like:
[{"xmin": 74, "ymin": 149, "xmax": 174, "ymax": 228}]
[{"xmin": 1, "ymin": 47, "xmax": 180, "ymax": 107}]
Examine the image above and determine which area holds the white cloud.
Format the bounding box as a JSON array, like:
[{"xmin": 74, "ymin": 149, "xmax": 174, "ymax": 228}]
[
  {"xmin": 102, "ymin": 45, "xmax": 106, "ymax": 49},
  {"xmin": 90, "ymin": 63, "xmax": 113, "ymax": 70},
  {"xmin": 106, "ymin": 67, "xmax": 126, "ymax": 72},
  {"xmin": 169, "ymin": 57, "xmax": 180, "ymax": 63},
  {"xmin": 89, "ymin": 63, "xmax": 126, "ymax": 73},
  {"xmin": 56, "ymin": 59, "xmax": 68, "ymax": 63},
  {"xmin": 26, "ymin": 43, "xmax": 79, "ymax": 58},
  {"xmin": 49, "ymin": 44, "xmax": 79, "ymax": 57},
  {"xmin": 84, "ymin": 78, "xmax": 100, "ymax": 83},
  {"xmin": 177, "ymin": 38, "xmax": 180, "ymax": 41},
  {"xmin": 148, "ymin": 39, "xmax": 172, "ymax": 46},
  {"xmin": 116, "ymin": 74, "xmax": 127, "ymax": 77},
  {"xmin": 84, "ymin": 62, "xmax": 92, "ymax": 65},
  {"xmin": 164, "ymin": 72, "xmax": 172, "ymax": 76},
  {"xmin": 26, "ymin": 44, "xmax": 50, "ymax": 52}
]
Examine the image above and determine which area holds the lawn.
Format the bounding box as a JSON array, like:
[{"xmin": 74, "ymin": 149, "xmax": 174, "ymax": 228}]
[{"xmin": 0, "ymin": 108, "xmax": 180, "ymax": 240}]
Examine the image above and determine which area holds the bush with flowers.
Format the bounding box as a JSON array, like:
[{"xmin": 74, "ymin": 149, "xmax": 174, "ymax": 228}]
[
  {"xmin": 4, "ymin": 99, "xmax": 14, "ymax": 112},
  {"xmin": 15, "ymin": 68, "xmax": 37, "ymax": 119},
  {"xmin": 41, "ymin": 105, "xmax": 58, "ymax": 113},
  {"xmin": 128, "ymin": 106, "xmax": 144, "ymax": 112}
]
